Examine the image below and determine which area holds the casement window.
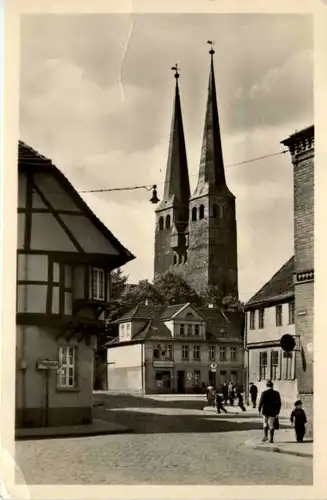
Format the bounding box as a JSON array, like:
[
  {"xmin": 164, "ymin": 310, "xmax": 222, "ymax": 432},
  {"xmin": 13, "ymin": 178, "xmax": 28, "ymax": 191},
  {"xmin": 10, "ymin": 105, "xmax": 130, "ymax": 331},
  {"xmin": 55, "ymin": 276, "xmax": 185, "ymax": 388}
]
[
  {"xmin": 51, "ymin": 262, "xmax": 73, "ymax": 316},
  {"xmin": 193, "ymin": 345, "xmax": 201, "ymax": 360},
  {"xmin": 230, "ymin": 347, "xmax": 237, "ymax": 360},
  {"xmin": 288, "ymin": 301, "xmax": 295, "ymax": 325},
  {"xmin": 258, "ymin": 309, "xmax": 265, "ymax": 329},
  {"xmin": 259, "ymin": 351, "xmax": 268, "ymax": 380},
  {"xmin": 92, "ymin": 267, "xmax": 105, "ymax": 300},
  {"xmin": 57, "ymin": 346, "xmax": 76, "ymax": 388},
  {"xmin": 249, "ymin": 311, "xmax": 255, "ymax": 330},
  {"xmin": 271, "ymin": 350, "xmax": 280, "ymax": 380},
  {"xmin": 187, "ymin": 324, "xmax": 193, "ymax": 336},
  {"xmin": 195, "ymin": 324, "xmax": 200, "ymax": 336},
  {"xmin": 219, "ymin": 346, "xmax": 226, "ymax": 361},
  {"xmin": 182, "ymin": 345, "xmax": 189, "ymax": 360},
  {"xmin": 276, "ymin": 305, "xmax": 283, "ymax": 327},
  {"xmin": 180, "ymin": 324, "xmax": 185, "ymax": 336},
  {"xmin": 154, "ymin": 344, "xmax": 173, "ymax": 360},
  {"xmin": 208, "ymin": 345, "xmax": 216, "ymax": 361},
  {"xmin": 194, "ymin": 370, "xmax": 201, "ymax": 386}
]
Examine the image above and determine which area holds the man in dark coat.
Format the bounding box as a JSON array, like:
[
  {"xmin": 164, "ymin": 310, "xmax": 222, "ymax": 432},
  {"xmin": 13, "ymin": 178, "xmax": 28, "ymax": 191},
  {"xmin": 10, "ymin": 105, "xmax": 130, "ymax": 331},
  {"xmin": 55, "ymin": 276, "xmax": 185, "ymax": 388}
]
[
  {"xmin": 258, "ymin": 380, "xmax": 282, "ymax": 443},
  {"xmin": 249, "ymin": 382, "xmax": 258, "ymax": 408},
  {"xmin": 222, "ymin": 383, "xmax": 229, "ymax": 405}
]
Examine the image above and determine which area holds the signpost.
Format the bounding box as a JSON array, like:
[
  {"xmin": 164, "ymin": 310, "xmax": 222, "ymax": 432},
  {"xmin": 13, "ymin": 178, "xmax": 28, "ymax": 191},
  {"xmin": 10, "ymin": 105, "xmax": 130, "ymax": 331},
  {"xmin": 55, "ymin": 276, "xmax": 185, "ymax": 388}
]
[
  {"xmin": 37, "ymin": 359, "xmax": 62, "ymax": 427},
  {"xmin": 210, "ymin": 361, "xmax": 217, "ymax": 373},
  {"xmin": 280, "ymin": 334, "xmax": 296, "ymax": 353}
]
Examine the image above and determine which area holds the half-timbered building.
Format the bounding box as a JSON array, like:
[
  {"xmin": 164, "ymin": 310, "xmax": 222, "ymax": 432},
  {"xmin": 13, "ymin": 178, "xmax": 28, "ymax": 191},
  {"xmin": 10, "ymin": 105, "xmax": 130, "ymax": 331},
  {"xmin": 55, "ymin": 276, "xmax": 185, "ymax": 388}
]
[{"xmin": 16, "ymin": 142, "xmax": 134, "ymax": 428}]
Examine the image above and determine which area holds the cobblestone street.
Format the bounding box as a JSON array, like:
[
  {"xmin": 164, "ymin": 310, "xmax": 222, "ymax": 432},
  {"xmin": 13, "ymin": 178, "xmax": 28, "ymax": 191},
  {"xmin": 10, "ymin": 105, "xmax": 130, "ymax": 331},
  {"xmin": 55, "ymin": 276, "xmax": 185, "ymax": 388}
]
[{"xmin": 15, "ymin": 395, "xmax": 313, "ymax": 485}]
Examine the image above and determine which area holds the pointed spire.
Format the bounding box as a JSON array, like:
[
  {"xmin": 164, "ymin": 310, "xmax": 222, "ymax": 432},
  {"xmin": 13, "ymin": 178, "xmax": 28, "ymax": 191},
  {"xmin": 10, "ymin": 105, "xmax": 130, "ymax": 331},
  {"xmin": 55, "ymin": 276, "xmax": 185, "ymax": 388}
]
[
  {"xmin": 159, "ymin": 65, "xmax": 190, "ymax": 208},
  {"xmin": 194, "ymin": 42, "xmax": 229, "ymax": 194}
]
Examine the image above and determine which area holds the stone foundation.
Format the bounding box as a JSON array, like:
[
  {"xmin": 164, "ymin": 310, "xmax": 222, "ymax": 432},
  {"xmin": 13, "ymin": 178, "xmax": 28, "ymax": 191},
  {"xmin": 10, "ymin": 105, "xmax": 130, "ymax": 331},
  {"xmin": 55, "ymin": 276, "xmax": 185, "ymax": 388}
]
[{"xmin": 16, "ymin": 406, "xmax": 92, "ymax": 428}]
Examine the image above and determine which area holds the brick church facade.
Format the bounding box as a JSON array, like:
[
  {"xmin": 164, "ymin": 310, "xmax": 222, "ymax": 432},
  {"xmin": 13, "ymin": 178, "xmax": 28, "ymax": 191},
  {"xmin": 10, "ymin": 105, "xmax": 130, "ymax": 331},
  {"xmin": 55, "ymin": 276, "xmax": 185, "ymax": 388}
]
[{"xmin": 154, "ymin": 48, "xmax": 238, "ymax": 300}]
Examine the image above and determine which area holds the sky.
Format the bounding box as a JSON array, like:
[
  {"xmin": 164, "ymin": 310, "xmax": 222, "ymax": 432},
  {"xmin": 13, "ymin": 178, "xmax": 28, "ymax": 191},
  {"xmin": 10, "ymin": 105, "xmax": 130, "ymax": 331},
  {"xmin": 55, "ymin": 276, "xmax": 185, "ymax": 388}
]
[{"xmin": 19, "ymin": 13, "xmax": 313, "ymax": 302}]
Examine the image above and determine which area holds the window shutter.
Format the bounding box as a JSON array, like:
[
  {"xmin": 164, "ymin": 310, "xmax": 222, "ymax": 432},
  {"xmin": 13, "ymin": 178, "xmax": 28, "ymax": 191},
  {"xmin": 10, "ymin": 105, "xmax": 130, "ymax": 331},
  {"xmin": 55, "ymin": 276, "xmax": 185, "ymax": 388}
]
[
  {"xmin": 291, "ymin": 350, "xmax": 296, "ymax": 380},
  {"xmin": 74, "ymin": 346, "xmax": 79, "ymax": 389},
  {"xmin": 278, "ymin": 350, "xmax": 282, "ymax": 380}
]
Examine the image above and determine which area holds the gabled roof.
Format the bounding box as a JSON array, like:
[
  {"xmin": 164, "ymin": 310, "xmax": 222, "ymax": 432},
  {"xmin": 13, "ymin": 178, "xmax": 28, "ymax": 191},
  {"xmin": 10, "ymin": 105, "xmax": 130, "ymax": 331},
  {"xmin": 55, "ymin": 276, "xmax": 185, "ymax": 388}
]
[
  {"xmin": 109, "ymin": 301, "xmax": 244, "ymax": 346},
  {"xmin": 245, "ymin": 256, "xmax": 294, "ymax": 308},
  {"xmin": 19, "ymin": 141, "xmax": 135, "ymax": 267},
  {"xmin": 115, "ymin": 304, "xmax": 165, "ymax": 323}
]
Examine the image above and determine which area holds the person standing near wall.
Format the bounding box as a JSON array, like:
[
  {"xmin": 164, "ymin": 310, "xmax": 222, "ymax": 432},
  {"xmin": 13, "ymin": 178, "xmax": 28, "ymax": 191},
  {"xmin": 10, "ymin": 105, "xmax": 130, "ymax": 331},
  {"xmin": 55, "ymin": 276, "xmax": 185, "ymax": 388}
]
[{"xmin": 249, "ymin": 382, "xmax": 258, "ymax": 408}]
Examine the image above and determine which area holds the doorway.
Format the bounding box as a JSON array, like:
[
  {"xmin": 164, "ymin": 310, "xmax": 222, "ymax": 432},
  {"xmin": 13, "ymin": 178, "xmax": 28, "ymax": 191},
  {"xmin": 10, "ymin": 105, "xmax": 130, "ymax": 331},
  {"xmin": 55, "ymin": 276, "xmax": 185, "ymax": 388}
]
[{"xmin": 177, "ymin": 371, "xmax": 185, "ymax": 393}]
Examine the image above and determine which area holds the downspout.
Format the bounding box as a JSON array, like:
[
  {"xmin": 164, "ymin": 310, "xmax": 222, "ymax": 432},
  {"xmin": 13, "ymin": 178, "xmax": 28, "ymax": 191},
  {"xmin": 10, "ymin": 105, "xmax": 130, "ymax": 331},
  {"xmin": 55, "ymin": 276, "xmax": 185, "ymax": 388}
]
[{"xmin": 141, "ymin": 342, "xmax": 144, "ymax": 395}]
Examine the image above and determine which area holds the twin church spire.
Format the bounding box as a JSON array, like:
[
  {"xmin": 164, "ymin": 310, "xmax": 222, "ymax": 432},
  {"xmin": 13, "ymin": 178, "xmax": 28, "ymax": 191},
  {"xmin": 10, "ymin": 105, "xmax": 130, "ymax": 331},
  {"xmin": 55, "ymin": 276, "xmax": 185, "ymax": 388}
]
[
  {"xmin": 154, "ymin": 42, "xmax": 238, "ymax": 298},
  {"xmin": 159, "ymin": 42, "xmax": 230, "ymax": 207}
]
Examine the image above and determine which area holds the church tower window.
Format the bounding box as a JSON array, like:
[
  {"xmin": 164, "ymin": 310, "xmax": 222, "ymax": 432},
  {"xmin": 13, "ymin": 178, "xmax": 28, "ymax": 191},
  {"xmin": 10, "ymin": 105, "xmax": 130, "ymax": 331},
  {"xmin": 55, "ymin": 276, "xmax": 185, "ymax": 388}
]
[
  {"xmin": 212, "ymin": 204, "xmax": 218, "ymax": 218},
  {"xmin": 173, "ymin": 254, "xmax": 177, "ymax": 265},
  {"xmin": 165, "ymin": 214, "xmax": 171, "ymax": 229},
  {"xmin": 219, "ymin": 205, "xmax": 224, "ymax": 218},
  {"xmin": 159, "ymin": 217, "xmax": 164, "ymax": 230},
  {"xmin": 192, "ymin": 207, "xmax": 197, "ymax": 221},
  {"xmin": 199, "ymin": 205, "xmax": 205, "ymax": 219}
]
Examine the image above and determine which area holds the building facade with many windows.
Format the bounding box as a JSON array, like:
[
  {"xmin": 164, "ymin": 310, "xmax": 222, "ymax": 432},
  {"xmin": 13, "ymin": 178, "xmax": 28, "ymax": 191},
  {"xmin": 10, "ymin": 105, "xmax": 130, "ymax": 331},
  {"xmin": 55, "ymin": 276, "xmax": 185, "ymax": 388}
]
[
  {"xmin": 16, "ymin": 142, "xmax": 134, "ymax": 428},
  {"xmin": 107, "ymin": 303, "xmax": 244, "ymax": 394},
  {"xmin": 245, "ymin": 257, "xmax": 297, "ymax": 409}
]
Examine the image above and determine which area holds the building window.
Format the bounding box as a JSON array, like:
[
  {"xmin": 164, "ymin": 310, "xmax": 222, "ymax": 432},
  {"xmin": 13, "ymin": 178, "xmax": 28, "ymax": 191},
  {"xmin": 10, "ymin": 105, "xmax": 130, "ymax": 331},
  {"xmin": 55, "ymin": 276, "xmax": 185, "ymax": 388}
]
[
  {"xmin": 195, "ymin": 324, "xmax": 200, "ymax": 336},
  {"xmin": 288, "ymin": 301, "xmax": 295, "ymax": 324},
  {"xmin": 249, "ymin": 310, "xmax": 255, "ymax": 330},
  {"xmin": 199, "ymin": 205, "xmax": 205, "ymax": 219},
  {"xmin": 153, "ymin": 344, "xmax": 160, "ymax": 359},
  {"xmin": 92, "ymin": 267, "xmax": 105, "ymax": 300},
  {"xmin": 208, "ymin": 345, "xmax": 215, "ymax": 361},
  {"xmin": 258, "ymin": 309, "xmax": 265, "ymax": 329},
  {"xmin": 219, "ymin": 346, "xmax": 226, "ymax": 361},
  {"xmin": 212, "ymin": 204, "xmax": 218, "ymax": 218},
  {"xmin": 165, "ymin": 214, "xmax": 171, "ymax": 229},
  {"xmin": 159, "ymin": 217, "xmax": 164, "ymax": 230},
  {"xmin": 163, "ymin": 344, "xmax": 173, "ymax": 360},
  {"xmin": 121, "ymin": 324, "xmax": 125, "ymax": 338},
  {"xmin": 193, "ymin": 345, "xmax": 201, "ymax": 360},
  {"xmin": 187, "ymin": 324, "xmax": 193, "ymax": 335},
  {"xmin": 276, "ymin": 305, "xmax": 283, "ymax": 327},
  {"xmin": 219, "ymin": 205, "xmax": 224, "ymax": 218},
  {"xmin": 271, "ymin": 350, "xmax": 280, "ymax": 380},
  {"xmin": 230, "ymin": 371, "xmax": 237, "ymax": 385},
  {"xmin": 57, "ymin": 346, "xmax": 75, "ymax": 388},
  {"xmin": 182, "ymin": 345, "xmax": 189, "ymax": 360},
  {"xmin": 259, "ymin": 351, "xmax": 268, "ymax": 380},
  {"xmin": 173, "ymin": 254, "xmax": 177, "ymax": 265},
  {"xmin": 194, "ymin": 370, "xmax": 201, "ymax": 386},
  {"xmin": 219, "ymin": 370, "xmax": 227, "ymax": 385},
  {"xmin": 230, "ymin": 347, "xmax": 237, "ymax": 360},
  {"xmin": 192, "ymin": 207, "xmax": 197, "ymax": 221},
  {"xmin": 180, "ymin": 324, "xmax": 185, "ymax": 336},
  {"xmin": 283, "ymin": 351, "xmax": 293, "ymax": 380}
]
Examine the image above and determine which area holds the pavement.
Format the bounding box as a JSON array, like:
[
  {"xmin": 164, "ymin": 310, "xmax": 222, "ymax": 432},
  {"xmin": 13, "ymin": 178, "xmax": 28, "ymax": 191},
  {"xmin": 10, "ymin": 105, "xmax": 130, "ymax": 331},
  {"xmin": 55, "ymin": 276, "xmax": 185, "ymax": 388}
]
[
  {"xmin": 15, "ymin": 418, "xmax": 132, "ymax": 441},
  {"xmin": 14, "ymin": 393, "xmax": 313, "ymax": 485},
  {"xmin": 245, "ymin": 428, "xmax": 313, "ymax": 458}
]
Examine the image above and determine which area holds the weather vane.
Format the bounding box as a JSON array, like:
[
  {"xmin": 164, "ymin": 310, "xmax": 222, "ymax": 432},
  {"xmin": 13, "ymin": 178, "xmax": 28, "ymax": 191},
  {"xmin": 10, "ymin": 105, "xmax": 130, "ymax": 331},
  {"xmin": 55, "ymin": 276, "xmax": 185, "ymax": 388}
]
[
  {"xmin": 171, "ymin": 63, "xmax": 180, "ymax": 79},
  {"xmin": 207, "ymin": 40, "xmax": 215, "ymax": 56}
]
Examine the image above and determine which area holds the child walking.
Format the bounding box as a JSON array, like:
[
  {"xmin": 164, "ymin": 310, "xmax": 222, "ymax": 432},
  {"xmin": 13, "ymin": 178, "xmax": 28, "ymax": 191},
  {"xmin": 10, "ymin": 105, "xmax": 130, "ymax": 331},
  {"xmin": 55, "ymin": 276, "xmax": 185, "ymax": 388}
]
[{"xmin": 290, "ymin": 400, "xmax": 307, "ymax": 442}]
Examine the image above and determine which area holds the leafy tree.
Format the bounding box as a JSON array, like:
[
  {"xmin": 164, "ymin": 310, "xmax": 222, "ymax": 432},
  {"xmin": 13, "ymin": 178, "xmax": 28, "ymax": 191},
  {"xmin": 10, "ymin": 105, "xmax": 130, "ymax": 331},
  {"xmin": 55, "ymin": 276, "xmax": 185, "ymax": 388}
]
[
  {"xmin": 201, "ymin": 285, "xmax": 224, "ymax": 307},
  {"xmin": 222, "ymin": 294, "xmax": 245, "ymax": 312},
  {"xmin": 111, "ymin": 268, "xmax": 128, "ymax": 300},
  {"xmin": 153, "ymin": 271, "xmax": 202, "ymax": 306},
  {"xmin": 122, "ymin": 279, "xmax": 163, "ymax": 309}
]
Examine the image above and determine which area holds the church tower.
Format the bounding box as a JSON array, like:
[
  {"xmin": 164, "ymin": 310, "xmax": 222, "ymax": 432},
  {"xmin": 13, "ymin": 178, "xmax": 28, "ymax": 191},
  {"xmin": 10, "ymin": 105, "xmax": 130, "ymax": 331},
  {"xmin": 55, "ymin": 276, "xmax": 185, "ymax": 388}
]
[
  {"xmin": 154, "ymin": 66, "xmax": 190, "ymax": 277},
  {"xmin": 186, "ymin": 45, "xmax": 238, "ymax": 298}
]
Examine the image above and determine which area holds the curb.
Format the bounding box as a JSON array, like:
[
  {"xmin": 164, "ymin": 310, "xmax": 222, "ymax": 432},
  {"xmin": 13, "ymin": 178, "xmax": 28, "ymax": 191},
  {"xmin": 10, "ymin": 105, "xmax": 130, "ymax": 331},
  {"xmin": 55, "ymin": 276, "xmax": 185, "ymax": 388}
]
[{"xmin": 245, "ymin": 439, "xmax": 313, "ymax": 458}]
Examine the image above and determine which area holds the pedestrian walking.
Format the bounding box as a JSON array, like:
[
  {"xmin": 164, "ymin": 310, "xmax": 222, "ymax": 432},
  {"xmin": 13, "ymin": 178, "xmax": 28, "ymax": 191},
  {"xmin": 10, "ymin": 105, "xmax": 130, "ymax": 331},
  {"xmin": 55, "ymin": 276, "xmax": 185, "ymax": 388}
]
[
  {"xmin": 215, "ymin": 392, "xmax": 228, "ymax": 414},
  {"xmin": 222, "ymin": 383, "xmax": 229, "ymax": 404},
  {"xmin": 206, "ymin": 385, "xmax": 215, "ymax": 408},
  {"xmin": 236, "ymin": 389, "xmax": 246, "ymax": 412},
  {"xmin": 258, "ymin": 380, "xmax": 281, "ymax": 443},
  {"xmin": 290, "ymin": 400, "xmax": 307, "ymax": 443},
  {"xmin": 249, "ymin": 382, "xmax": 258, "ymax": 408}
]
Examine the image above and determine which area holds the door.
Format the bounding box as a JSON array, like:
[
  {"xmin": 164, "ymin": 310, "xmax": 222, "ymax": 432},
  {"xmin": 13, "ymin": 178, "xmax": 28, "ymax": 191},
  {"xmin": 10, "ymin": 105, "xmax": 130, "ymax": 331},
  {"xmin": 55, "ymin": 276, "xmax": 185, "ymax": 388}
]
[{"xmin": 177, "ymin": 371, "xmax": 185, "ymax": 393}]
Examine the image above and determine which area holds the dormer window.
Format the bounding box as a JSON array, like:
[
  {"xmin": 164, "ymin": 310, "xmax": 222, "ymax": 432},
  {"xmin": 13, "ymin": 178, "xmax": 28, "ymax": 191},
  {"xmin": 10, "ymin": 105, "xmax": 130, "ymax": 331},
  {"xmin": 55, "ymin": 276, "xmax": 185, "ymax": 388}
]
[
  {"xmin": 187, "ymin": 324, "xmax": 192, "ymax": 335},
  {"xmin": 180, "ymin": 324, "xmax": 185, "ymax": 336},
  {"xmin": 195, "ymin": 325, "xmax": 200, "ymax": 336},
  {"xmin": 92, "ymin": 268, "xmax": 105, "ymax": 300}
]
